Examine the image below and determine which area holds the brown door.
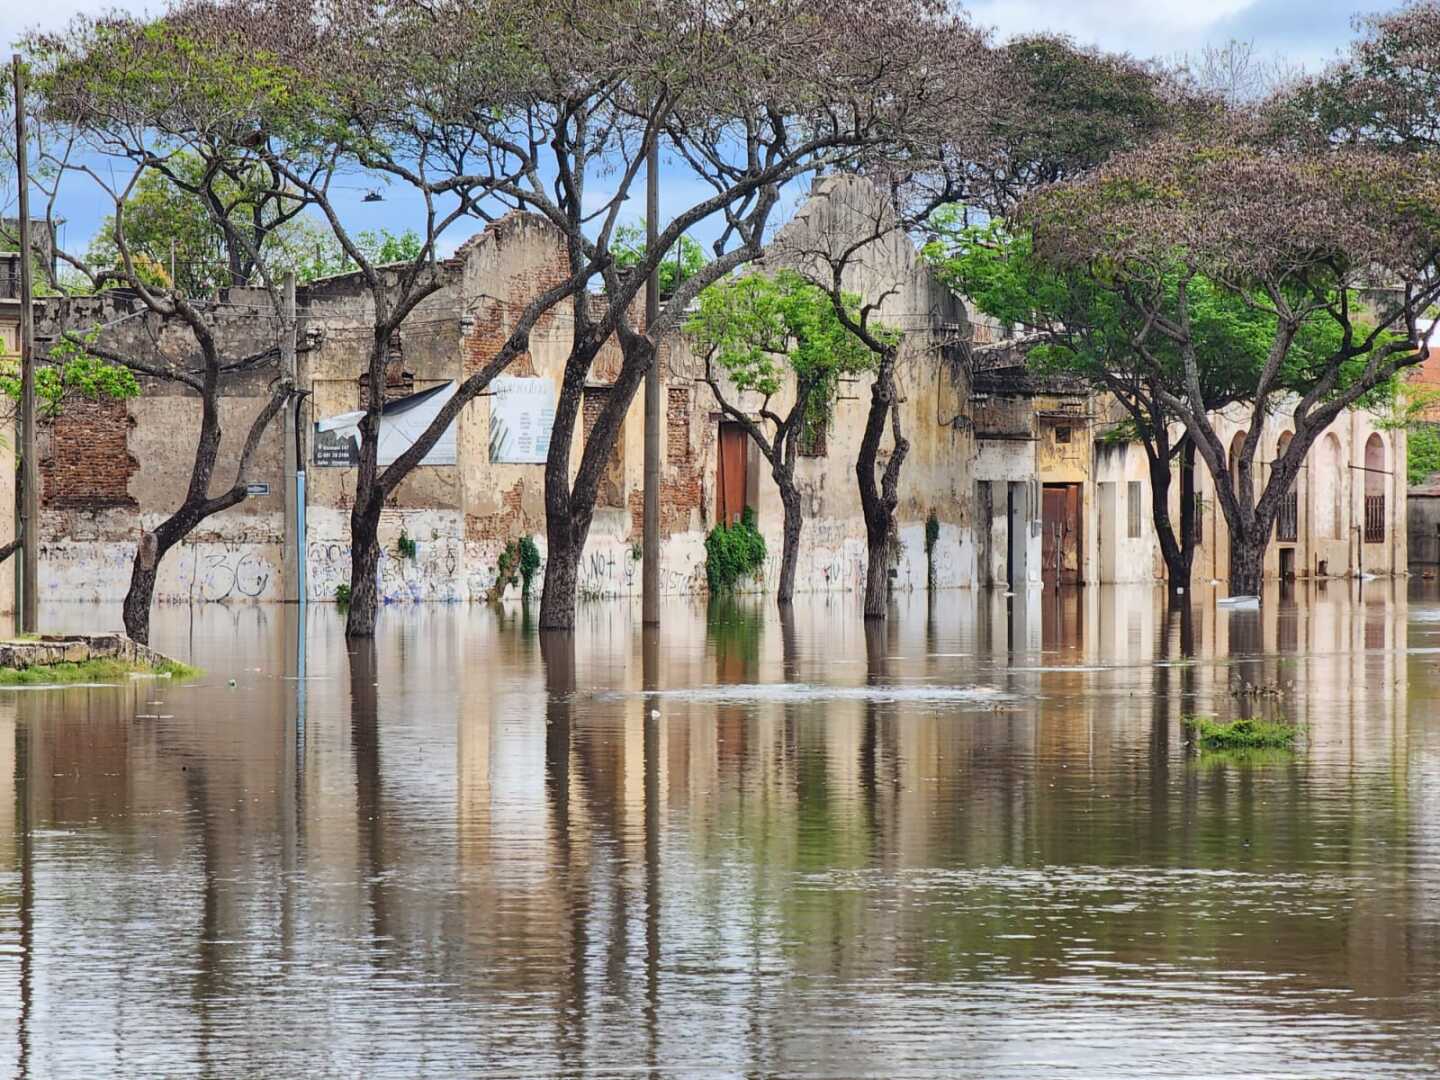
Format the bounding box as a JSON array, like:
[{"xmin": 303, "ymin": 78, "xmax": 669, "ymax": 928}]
[
  {"xmin": 1042, "ymin": 483, "xmax": 1082, "ymax": 586},
  {"xmin": 716, "ymin": 422, "xmax": 748, "ymax": 525}
]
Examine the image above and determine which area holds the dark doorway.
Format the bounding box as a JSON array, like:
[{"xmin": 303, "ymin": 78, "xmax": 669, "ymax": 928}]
[
  {"xmin": 716, "ymin": 422, "xmax": 748, "ymax": 525},
  {"xmin": 1042, "ymin": 483, "xmax": 1083, "ymax": 586},
  {"xmin": 1279, "ymin": 547, "xmax": 1295, "ymax": 581}
]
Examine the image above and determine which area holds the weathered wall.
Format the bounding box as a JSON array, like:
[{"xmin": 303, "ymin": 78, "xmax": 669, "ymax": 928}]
[
  {"xmin": 34, "ymin": 290, "xmax": 287, "ymax": 604},
  {"xmin": 1184, "ymin": 401, "xmax": 1406, "ymax": 583}
]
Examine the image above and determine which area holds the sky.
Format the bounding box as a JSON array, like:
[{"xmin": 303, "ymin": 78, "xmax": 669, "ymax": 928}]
[{"xmin": 0, "ymin": 0, "xmax": 1404, "ymax": 258}]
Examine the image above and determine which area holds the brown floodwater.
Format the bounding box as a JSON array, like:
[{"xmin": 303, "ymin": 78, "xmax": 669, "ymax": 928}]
[{"xmin": 0, "ymin": 581, "xmax": 1437, "ymax": 1078}]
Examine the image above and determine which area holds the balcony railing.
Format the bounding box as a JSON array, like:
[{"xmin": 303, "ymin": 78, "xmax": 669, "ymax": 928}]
[
  {"xmin": 1277, "ymin": 491, "xmax": 1298, "ymax": 542},
  {"xmin": 1364, "ymin": 495, "xmax": 1385, "ymax": 543}
]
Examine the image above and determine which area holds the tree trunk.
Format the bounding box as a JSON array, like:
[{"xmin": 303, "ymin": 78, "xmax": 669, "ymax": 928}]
[
  {"xmin": 777, "ymin": 484, "xmax": 802, "ymax": 606},
  {"xmin": 1149, "ymin": 436, "xmax": 1198, "ymax": 596},
  {"xmin": 856, "ymin": 349, "xmax": 905, "ymax": 622},
  {"xmin": 539, "ymin": 527, "xmax": 581, "ymax": 631},
  {"xmin": 345, "ymin": 496, "xmax": 383, "ymax": 637},
  {"xmin": 123, "ymin": 559, "xmax": 159, "ymax": 645},
  {"xmin": 863, "ymin": 534, "xmax": 889, "ymax": 619},
  {"xmin": 1229, "ymin": 534, "xmax": 1265, "ymax": 597}
]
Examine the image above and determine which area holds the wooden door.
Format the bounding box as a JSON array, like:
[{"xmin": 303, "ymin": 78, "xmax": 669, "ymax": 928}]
[
  {"xmin": 1042, "ymin": 483, "xmax": 1082, "ymax": 586},
  {"xmin": 716, "ymin": 422, "xmax": 748, "ymax": 525}
]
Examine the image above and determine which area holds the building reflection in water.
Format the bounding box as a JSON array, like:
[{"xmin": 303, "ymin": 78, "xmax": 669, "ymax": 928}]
[{"xmin": 0, "ymin": 584, "xmax": 1433, "ymax": 1077}]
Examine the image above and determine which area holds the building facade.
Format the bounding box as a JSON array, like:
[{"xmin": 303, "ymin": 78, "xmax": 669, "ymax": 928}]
[{"xmin": 3, "ymin": 181, "xmax": 1411, "ymax": 609}]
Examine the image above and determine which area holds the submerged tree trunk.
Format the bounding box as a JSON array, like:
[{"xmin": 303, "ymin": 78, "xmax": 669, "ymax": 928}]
[
  {"xmin": 1229, "ymin": 535, "xmax": 1265, "ymax": 597},
  {"xmin": 122, "ymin": 389, "xmax": 289, "ymax": 645},
  {"xmin": 345, "ymin": 493, "xmax": 384, "ymax": 637},
  {"xmin": 777, "ymin": 484, "xmax": 803, "ymax": 606},
  {"xmin": 1148, "ymin": 435, "xmax": 1198, "ymax": 596},
  {"xmin": 856, "ymin": 349, "xmax": 907, "ymax": 621},
  {"xmin": 539, "ymin": 332, "xmax": 644, "ymax": 632}
]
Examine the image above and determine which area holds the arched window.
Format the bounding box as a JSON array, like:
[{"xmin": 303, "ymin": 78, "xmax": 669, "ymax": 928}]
[
  {"xmin": 1316, "ymin": 433, "xmax": 1343, "ymax": 540},
  {"xmin": 1228, "ymin": 432, "xmax": 1248, "ymax": 503},
  {"xmin": 1276, "ymin": 431, "xmax": 1297, "ymax": 541},
  {"xmin": 1364, "ymin": 433, "xmax": 1386, "ymax": 543}
]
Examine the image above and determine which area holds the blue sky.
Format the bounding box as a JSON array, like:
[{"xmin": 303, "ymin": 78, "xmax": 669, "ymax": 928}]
[{"xmin": 2, "ymin": 0, "xmax": 1403, "ymax": 259}]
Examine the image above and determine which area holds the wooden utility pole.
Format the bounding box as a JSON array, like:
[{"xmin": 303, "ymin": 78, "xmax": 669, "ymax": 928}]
[
  {"xmin": 12, "ymin": 56, "xmax": 38, "ymax": 634},
  {"xmin": 641, "ymin": 136, "xmax": 660, "ymax": 626}
]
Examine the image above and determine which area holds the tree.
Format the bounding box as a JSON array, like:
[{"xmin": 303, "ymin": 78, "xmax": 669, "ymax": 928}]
[
  {"xmin": 686, "ymin": 269, "xmax": 878, "ymax": 604},
  {"xmin": 25, "ymin": 23, "xmax": 309, "ymax": 643},
  {"xmin": 1017, "ymin": 136, "xmax": 1440, "ymax": 595},
  {"xmin": 504, "ymin": 0, "xmax": 994, "ymax": 631},
  {"xmin": 1271, "ymin": 2, "xmax": 1440, "ymax": 150},
  {"xmin": 925, "ymin": 217, "xmax": 1348, "ymax": 594},
  {"xmin": 612, "ymin": 223, "xmax": 707, "ymax": 298}
]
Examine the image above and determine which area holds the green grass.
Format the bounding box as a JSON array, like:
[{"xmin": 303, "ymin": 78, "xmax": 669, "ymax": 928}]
[
  {"xmin": 0, "ymin": 657, "xmax": 202, "ymax": 686},
  {"xmin": 1183, "ymin": 715, "xmax": 1299, "ymax": 751}
]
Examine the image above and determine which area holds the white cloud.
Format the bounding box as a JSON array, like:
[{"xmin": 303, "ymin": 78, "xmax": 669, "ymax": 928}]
[{"xmin": 969, "ymin": 0, "xmax": 1258, "ymax": 56}]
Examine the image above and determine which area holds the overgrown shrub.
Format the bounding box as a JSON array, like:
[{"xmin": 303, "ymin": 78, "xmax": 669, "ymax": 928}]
[
  {"xmin": 705, "ymin": 506, "xmax": 766, "ymax": 593},
  {"xmin": 518, "ymin": 535, "xmax": 541, "ymax": 597},
  {"xmin": 334, "ymin": 582, "xmax": 352, "ymax": 608},
  {"xmin": 1183, "ymin": 715, "xmax": 1298, "ymax": 750}
]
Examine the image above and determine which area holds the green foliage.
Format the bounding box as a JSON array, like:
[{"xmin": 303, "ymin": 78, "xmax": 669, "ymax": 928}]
[
  {"xmin": 687, "ymin": 270, "xmax": 886, "ymax": 403},
  {"xmin": 924, "ymin": 510, "xmax": 940, "ymax": 557},
  {"xmin": 396, "ymin": 529, "xmax": 417, "ymax": 560},
  {"xmin": 705, "ymin": 506, "xmax": 767, "ymax": 594},
  {"xmin": 334, "ymin": 582, "xmax": 352, "ymax": 607},
  {"xmin": 518, "ymin": 535, "xmax": 541, "ymax": 596},
  {"xmin": 0, "ymin": 656, "xmax": 199, "ymax": 686},
  {"xmin": 1183, "ymin": 715, "xmax": 1299, "ymax": 750},
  {"xmin": 612, "ymin": 222, "xmax": 708, "ymax": 296},
  {"xmin": 10, "ymin": 327, "xmax": 141, "ymax": 419},
  {"xmin": 1409, "ymin": 423, "xmax": 1440, "ymax": 486},
  {"xmin": 924, "ymin": 215, "xmax": 1370, "ymax": 417},
  {"xmin": 84, "ymin": 153, "xmax": 425, "ymax": 292},
  {"xmin": 291, "ymin": 228, "xmax": 426, "ymax": 283}
]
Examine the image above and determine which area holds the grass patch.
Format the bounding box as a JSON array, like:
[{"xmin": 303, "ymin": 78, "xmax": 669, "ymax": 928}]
[
  {"xmin": 0, "ymin": 657, "xmax": 201, "ymax": 687},
  {"xmin": 1183, "ymin": 715, "xmax": 1299, "ymax": 751}
]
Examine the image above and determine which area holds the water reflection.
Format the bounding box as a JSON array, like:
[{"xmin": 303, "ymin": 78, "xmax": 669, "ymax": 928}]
[{"xmin": 0, "ymin": 583, "xmax": 1435, "ymax": 1077}]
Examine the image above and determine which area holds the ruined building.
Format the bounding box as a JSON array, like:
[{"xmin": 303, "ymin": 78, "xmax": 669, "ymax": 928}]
[{"xmin": 1, "ymin": 180, "xmax": 1409, "ymax": 607}]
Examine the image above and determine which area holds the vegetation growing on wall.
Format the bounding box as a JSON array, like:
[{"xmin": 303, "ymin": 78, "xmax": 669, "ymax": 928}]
[{"xmin": 705, "ymin": 507, "xmax": 767, "ymax": 594}]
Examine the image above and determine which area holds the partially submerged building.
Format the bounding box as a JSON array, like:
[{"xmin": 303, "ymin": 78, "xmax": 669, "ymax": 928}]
[{"xmin": 4, "ymin": 179, "xmax": 1411, "ymax": 607}]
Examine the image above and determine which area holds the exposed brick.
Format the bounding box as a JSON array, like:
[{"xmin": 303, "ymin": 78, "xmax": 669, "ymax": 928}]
[
  {"xmin": 583, "ymin": 386, "xmax": 626, "ymax": 508},
  {"xmin": 667, "ymin": 386, "xmax": 691, "ymax": 465},
  {"xmin": 466, "ymin": 479, "xmax": 527, "ymax": 540},
  {"xmin": 41, "ymin": 400, "xmax": 137, "ymax": 509}
]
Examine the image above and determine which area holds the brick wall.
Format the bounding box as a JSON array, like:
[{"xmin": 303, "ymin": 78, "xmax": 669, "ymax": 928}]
[
  {"xmin": 583, "ymin": 386, "xmax": 626, "ymax": 508},
  {"xmin": 42, "ymin": 400, "xmax": 137, "ymax": 508},
  {"xmin": 667, "ymin": 386, "xmax": 691, "ymax": 464}
]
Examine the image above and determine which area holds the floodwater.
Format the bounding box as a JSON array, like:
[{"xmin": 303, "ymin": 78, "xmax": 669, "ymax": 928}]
[{"xmin": 1, "ymin": 581, "xmax": 1438, "ymax": 1078}]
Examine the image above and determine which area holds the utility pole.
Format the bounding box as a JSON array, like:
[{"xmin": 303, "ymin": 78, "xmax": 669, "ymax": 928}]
[
  {"xmin": 280, "ymin": 273, "xmax": 301, "ymax": 603},
  {"xmin": 12, "ymin": 56, "xmax": 38, "ymax": 634},
  {"xmin": 641, "ymin": 135, "xmax": 660, "ymax": 626}
]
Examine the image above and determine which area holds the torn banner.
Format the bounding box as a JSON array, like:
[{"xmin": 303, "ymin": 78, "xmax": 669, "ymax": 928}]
[{"xmin": 313, "ymin": 381, "xmax": 459, "ymax": 467}]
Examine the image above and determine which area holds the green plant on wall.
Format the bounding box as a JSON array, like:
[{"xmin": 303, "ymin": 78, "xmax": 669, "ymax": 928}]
[
  {"xmin": 396, "ymin": 529, "xmax": 417, "ymax": 560},
  {"xmin": 518, "ymin": 535, "xmax": 541, "ymax": 597},
  {"xmin": 705, "ymin": 506, "xmax": 767, "ymax": 593}
]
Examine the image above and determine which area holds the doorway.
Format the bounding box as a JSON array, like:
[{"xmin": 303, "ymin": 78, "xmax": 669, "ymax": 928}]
[
  {"xmin": 1042, "ymin": 483, "xmax": 1083, "ymax": 586},
  {"xmin": 716, "ymin": 422, "xmax": 748, "ymax": 525}
]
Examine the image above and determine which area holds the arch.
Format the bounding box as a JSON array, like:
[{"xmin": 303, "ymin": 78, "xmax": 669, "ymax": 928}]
[
  {"xmin": 1365, "ymin": 432, "xmax": 1386, "ymax": 495},
  {"xmin": 1228, "ymin": 432, "xmax": 1248, "ymax": 502},
  {"xmin": 1314, "ymin": 433, "xmax": 1343, "ymax": 540},
  {"xmin": 1275, "ymin": 431, "xmax": 1298, "ymax": 542},
  {"xmin": 1364, "ymin": 432, "xmax": 1386, "ymax": 543}
]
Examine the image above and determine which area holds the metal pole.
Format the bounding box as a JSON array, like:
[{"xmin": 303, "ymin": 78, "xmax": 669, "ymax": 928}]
[
  {"xmin": 12, "ymin": 56, "xmax": 38, "ymax": 634},
  {"xmin": 641, "ymin": 136, "xmax": 660, "ymax": 626}
]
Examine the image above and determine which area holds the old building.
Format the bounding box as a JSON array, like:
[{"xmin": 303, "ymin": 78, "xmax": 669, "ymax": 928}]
[{"xmin": 5, "ymin": 181, "xmax": 1411, "ymax": 608}]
